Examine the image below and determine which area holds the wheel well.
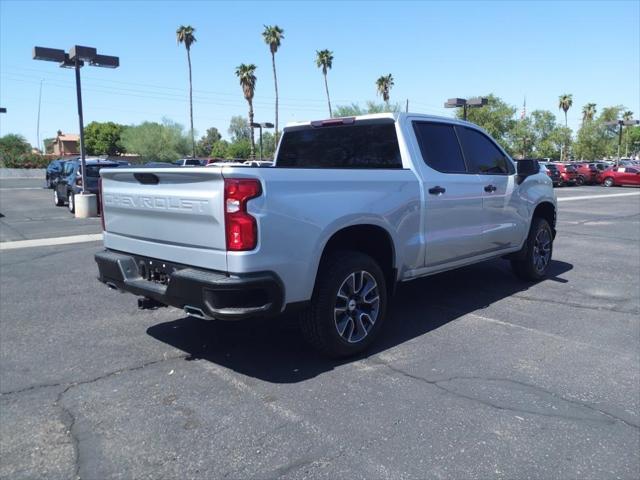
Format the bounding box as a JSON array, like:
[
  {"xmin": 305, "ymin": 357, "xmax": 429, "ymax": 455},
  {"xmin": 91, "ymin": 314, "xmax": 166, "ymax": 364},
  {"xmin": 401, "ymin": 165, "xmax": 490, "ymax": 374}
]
[
  {"xmin": 319, "ymin": 225, "xmax": 396, "ymax": 292},
  {"xmin": 533, "ymin": 202, "xmax": 556, "ymax": 237}
]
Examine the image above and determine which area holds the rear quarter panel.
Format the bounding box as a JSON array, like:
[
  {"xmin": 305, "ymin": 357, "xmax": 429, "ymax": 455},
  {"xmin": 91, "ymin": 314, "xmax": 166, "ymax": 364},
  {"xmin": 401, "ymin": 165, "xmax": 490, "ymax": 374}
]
[{"xmin": 222, "ymin": 166, "xmax": 422, "ymax": 304}]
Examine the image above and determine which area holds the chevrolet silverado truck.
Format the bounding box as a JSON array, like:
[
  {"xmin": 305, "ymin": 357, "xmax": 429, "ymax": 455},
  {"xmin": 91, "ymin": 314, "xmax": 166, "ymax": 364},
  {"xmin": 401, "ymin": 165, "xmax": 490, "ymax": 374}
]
[{"xmin": 95, "ymin": 113, "xmax": 556, "ymax": 357}]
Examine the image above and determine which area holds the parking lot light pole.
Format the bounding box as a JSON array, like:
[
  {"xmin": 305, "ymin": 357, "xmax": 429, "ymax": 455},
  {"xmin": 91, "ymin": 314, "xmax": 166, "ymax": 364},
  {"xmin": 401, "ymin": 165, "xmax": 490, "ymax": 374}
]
[
  {"xmin": 444, "ymin": 97, "xmax": 488, "ymax": 120},
  {"xmin": 33, "ymin": 46, "xmax": 118, "ymax": 216},
  {"xmin": 250, "ymin": 122, "xmax": 274, "ymax": 160}
]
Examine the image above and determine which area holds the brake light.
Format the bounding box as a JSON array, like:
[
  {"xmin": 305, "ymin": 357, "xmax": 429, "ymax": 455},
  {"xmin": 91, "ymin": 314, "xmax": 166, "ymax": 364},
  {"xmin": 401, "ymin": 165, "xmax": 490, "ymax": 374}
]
[
  {"xmin": 310, "ymin": 117, "xmax": 355, "ymax": 127},
  {"xmin": 224, "ymin": 178, "xmax": 262, "ymax": 251},
  {"xmin": 98, "ymin": 177, "xmax": 105, "ymax": 231}
]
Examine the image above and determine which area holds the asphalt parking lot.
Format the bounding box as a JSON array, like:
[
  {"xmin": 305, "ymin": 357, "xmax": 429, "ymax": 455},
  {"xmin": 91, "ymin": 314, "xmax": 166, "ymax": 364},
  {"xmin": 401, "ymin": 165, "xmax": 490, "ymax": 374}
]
[{"xmin": 1, "ymin": 178, "xmax": 639, "ymax": 479}]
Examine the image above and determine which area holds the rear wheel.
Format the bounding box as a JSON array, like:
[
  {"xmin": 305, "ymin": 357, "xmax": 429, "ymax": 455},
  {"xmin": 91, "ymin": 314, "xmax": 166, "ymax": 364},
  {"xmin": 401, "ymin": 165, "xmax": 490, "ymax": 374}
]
[
  {"xmin": 300, "ymin": 251, "xmax": 388, "ymax": 358},
  {"xmin": 511, "ymin": 217, "xmax": 553, "ymax": 281},
  {"xmin": 68, "ymin": 192, "xmax": 75, "ymax": 213},
  {"xmin": 576, "ymin": 176, "xmax": 585, "ymax": 186},
  {"xmin": 53, "ymin": 188, "xmax": 64, "ymax": 206},
  {"xmin": 603, "ymin": 177, "xmax": 615, "ymax": 187}
]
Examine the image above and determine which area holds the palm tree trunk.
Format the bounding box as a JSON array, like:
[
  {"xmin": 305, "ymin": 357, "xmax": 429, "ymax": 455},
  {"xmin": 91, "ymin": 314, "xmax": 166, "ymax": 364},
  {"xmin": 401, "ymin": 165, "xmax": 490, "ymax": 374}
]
[
  {"xmin": 248, "ymin": 99, "xmax": 255, "ymax": 158},
  {"xmin": 187, "ymin": 48, "xmax": 195, "ymax": 158},
  {"xmin": 272, "ymin": 52, "xmax": 279, "ymax": 142},
  {"xmin": 323, "ymin": 71, "xmax": 332, "ymax": 117},
  {"xmin": 563, "ymin": 110, "xmax": 568, "ymax": 161}
]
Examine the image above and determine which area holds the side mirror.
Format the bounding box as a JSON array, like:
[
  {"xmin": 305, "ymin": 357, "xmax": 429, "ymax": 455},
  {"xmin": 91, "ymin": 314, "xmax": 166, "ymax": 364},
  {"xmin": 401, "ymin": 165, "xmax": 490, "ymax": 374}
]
[{"xmin": 516, "ymin": 159, "xmax": 539, "ymax": 184}]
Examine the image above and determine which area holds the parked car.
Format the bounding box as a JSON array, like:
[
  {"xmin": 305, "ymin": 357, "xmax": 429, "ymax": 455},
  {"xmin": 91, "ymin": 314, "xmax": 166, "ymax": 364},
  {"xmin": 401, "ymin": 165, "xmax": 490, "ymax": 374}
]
[
  {"xmin": 45, "ymin": 157, "xmax": 73, "ymax": 189},
  {"xmin": 96, "ymin": 113, "xmax": 556, "ymax": 357},
  {"xmin": 573, "ymin": 163, "xmax": 598, "ymax": 185},
  {"xmin": 597, "ymin": 166, "xmax": 640, "ymax": 187},
  {"xmin": 553, "ymin": 163, "xmax": 578, "ymax": 186},
  {"xmin": 53, "ymin": 158, "xmax": 120, "ymax": 213},
  {"xmin": 174, "ymin": 158, "xmax": 204, "ymax": 166},
  {"xmin": 540, "ymin": 162, "xmax": 562, "ymax": 186}
]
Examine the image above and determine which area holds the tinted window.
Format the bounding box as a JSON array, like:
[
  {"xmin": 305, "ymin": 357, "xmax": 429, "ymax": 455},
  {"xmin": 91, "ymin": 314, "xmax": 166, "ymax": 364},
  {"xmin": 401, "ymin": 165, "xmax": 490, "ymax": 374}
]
[
  {"xmin": 457, "ymin": 127, "xmax": 513, "ymax": 174},
  {"xmin": 413, "ymin": 122, "xmax": 466, "ymax": 173},
  {"xmin": 276, "ymin": 122, "xmax": 401, "ymax": 169},
  {"xmin": 627, "ymin": 168, "xmax": 638, "ymax": 174},
  {"xmin": 85, "ymin": 164, "xmax": 118, "ymax": 177},
  {"xmin": 63, "ymin": 162, "xmax": 76, "ymax": 175}
]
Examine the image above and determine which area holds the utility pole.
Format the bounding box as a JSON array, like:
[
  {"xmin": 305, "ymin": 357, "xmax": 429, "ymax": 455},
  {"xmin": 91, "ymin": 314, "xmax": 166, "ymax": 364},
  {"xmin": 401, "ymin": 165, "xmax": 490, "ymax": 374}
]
[
  {"xmin": 405, "ymin": 99, "xmax": 409, "ymax": 113},
  {"xmin": 36, "ymin": 79, "xmax": 43, "ymax": 153}
]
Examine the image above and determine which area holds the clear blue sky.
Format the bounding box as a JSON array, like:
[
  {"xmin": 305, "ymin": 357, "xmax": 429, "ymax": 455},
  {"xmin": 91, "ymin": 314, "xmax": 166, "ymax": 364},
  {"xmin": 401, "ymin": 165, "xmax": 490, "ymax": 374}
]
[{"xmin": 1, "ymin": 0, "xmax": 638, "ymax": 149}]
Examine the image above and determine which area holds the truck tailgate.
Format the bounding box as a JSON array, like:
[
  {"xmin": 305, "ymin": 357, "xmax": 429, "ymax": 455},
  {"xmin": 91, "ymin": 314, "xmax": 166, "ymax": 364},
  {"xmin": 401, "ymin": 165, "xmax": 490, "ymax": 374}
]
[{"xmin": 100, "ymin": 167, "xmax": 227, "ymax": 271}]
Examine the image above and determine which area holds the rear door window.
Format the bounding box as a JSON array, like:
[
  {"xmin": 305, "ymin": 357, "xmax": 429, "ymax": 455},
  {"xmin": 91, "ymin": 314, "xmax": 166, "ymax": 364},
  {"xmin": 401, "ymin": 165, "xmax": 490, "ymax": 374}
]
[
  {"xmin": 412, "ymin": 122, "xmax": 467, "ymax": 174},
  {"xmin": 276, "ymin": 121, "xmax": 402, "ymax": 169},
  {"xmin": 456, "ymin": 127, "xmax": 514, "ymax": 175}
]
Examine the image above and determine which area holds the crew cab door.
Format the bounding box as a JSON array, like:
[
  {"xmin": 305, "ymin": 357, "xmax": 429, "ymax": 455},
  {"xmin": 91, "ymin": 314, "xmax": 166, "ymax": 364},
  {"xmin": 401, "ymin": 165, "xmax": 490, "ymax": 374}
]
[
  {"xmin": 456, "ymin": 126, "xmax": 524, "ymax": 250},
  {"xmin": 410, "ymin": 121, "xmax": 485, "ymax": 268}
]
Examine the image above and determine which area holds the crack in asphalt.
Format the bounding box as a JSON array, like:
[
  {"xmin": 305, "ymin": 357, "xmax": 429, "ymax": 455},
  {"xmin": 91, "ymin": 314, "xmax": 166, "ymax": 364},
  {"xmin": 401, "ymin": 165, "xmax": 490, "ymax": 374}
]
[
  {"xmin": 511, "ymin": 292, "xmax": 639, "ymax": 316},
  {"xmin": 369, "ymin": 358, "xmax": 640, "ymax": 431},
  {"xmin": 2, "ymin": 353, "xmax": 188, "ymax": 480}
]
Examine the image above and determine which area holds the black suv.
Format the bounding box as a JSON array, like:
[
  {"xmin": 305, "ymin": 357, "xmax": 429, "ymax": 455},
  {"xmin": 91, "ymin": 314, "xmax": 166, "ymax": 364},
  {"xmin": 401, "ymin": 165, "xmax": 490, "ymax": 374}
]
[
  {"xmin": 45, "ymin": 157, "xmax": 74, "ymax": 189},
  {"xmin": 53, "ymin": 158, "xmax": 120, "ymax": 213}
]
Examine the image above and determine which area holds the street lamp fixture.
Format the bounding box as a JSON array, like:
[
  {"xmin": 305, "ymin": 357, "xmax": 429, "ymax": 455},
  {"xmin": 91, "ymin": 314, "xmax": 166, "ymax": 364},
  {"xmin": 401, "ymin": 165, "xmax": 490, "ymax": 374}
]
[
  {"xmin": 33, "ymin": 45, "xmax": 119, "ymax": 217},
  {"xmin": 444, "ymin": 97, "xmax": 488, "ymax": 120},
  {"xmin": 250, "ymin": 122, "xmax": 275, "ymax": 160},
  {"xmin": 604, "ymin": 119, "xmax": 640, "ymax": 165}
]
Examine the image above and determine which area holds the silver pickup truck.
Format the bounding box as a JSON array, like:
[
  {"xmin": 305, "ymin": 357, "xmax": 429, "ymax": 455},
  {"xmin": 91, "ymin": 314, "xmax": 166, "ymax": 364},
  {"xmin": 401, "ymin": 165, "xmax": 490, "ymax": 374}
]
[{"xmin": 95, "ymin": 113, "xmax": 556, "ymax": 357}]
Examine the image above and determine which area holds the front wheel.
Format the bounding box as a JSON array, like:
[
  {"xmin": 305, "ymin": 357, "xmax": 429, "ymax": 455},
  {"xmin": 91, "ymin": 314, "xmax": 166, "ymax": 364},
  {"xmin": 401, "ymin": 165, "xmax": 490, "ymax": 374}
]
[
  {"xmin": 603, "ymin": 177, "xmax": 615, "ymax": 187},
  {"xmin": 576, "ymin": 176, "xmax": 585, "ymax": 186},
  {"xmin": 511, "ymin": 217, "xmax": 553, "ymax": 281},
  {"xmin": 300, "ymin": 251, "xmax": 388, "ymax": 358}
]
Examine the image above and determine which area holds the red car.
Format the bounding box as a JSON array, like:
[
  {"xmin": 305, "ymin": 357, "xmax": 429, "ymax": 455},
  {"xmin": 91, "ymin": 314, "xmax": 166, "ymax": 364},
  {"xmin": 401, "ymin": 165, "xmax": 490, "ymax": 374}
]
[
  {"xmin": 573, "ymin": 163, "xmax": 598, "ymax": 185},
  {"xmin": 598, "ymin": 166, "xmax": 640, "ymax": 187},
  {"xmin": 553, "ymin": 163, "xmax": 578, "ymax": 186}
]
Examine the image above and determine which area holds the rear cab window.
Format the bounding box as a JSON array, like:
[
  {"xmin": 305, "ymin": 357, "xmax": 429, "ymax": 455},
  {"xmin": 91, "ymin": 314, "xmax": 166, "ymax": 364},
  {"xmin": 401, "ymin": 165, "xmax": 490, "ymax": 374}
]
[{"xmin": 276, "ymin": 120, "xmax": 402, "ymax": 169}]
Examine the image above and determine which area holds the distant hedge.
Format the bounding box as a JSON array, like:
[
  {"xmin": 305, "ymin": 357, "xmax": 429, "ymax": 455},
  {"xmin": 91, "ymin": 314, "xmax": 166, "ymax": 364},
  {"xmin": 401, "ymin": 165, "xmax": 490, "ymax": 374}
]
[{"xmin": 0, "ymin": 153, "xmax": 54, "ymax": 169}]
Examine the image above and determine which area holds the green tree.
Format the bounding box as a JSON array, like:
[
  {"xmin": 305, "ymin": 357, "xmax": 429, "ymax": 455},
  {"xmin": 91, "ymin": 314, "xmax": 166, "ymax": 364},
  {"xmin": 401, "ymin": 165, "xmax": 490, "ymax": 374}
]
[
  {"xmin": 622, "ymin": 110, "xmax": 634, "ymax": 122},
  {"xmin": 582, "ymin": 103, "xmax": 597, "ymax": 123},
  {"xmin": 210, "ymin": 139, "xmax": 229, "ymax": 158},
  {"xmin": 262, "ymin": 25, "xmax": 284, "ymax": 140},
  {"xmin": 43, "ymin": 137, "xmax": 55, "ymax": 154},
  {"xmin": 196, "ymin": 127, "xmax": 222, "ymax": 156},
  {"xmin": 625, "ymin": 124, "xmax": 640, "ymax": 157},
  {"xmin": 235, "ymin": 64, "xmax": 258, "ymax": 157},
  {"xmin": 558, "ymin": 94, "xmax": 573, "ymax": 127},
  {"xmin": 226, "ymin": 138, "xmax": 252, "ymax": 159},
  {"xmin": 456, "ymin": 94, "xmax": 516, "ymax": 149},
  {"xmin": 120, "ymin": 119, "xmax": 190, "ymax": 162},
  {"xmin": 0, "ymin": 134, "xmax": 31, "ymax": 160},
  {"xmin": 333, "ymin": 101, "xmax": 400, "ymax": 117},
  {"xmin": 261, "ymin": 131, "xmax": 276, "ymax": 159},
  {"xmin": 83, "ymin": 121, "xmax": 126, "ymax": 156},
  {"xmin": 375, "ymin": 74, "xmax": 394, "ymax": 108},
  {"xmin": 315, "ymin": 49, "xmax": 334, "ymax": 117},
  {"xmin": 176, "ymin": 25, "xmax": 197, "ymax": 157},
  {"xmin": 228, "ymin": 115, "xmax": 251, "ymax": 142}
]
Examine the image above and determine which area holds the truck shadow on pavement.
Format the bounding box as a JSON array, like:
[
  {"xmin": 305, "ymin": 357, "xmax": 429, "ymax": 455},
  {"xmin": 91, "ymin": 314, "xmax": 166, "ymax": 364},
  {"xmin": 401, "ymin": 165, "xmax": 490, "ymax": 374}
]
[{"xmin": 147, "ymin": 258, "xmax": 573, "ymax": 383}]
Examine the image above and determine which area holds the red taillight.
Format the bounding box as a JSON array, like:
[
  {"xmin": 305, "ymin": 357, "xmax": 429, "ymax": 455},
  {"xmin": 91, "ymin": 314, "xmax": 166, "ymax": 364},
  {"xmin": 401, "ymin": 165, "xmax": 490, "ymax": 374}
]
[
  {"xmin": 224, "ymin": 178, "xmax": 262, "ymax": 251},
  {"xmin": 98, "ymin": 177, "xmax": 105, "ymax": 231}
]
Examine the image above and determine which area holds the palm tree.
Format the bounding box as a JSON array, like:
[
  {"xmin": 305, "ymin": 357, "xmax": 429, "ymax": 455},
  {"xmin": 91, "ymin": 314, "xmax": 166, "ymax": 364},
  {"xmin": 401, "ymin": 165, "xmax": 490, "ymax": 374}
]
[
  {"xmin": 375, "ymin": 74, "xmax": 394, "ymax": 109},
  {"xmin": 558, "ymin": 94, "xmax": 573, "ymax": 127},
  {"xmin": 558, "ymin": 94, "xmax": 573, "ymax": 162},
  {"xmin": 176, "ymin": 25, "xmax": 197, "ymax": 158},
  {"xmin": 623, "ymin": 110, "xmax": 634, "ymax": 121},
  {"xmin": 582, "ymin": 103, "xmax": 597, "ymax": 123},
  {"xmin": 315, "ymin": 49, "xmax": 334, "ymax": 117},
  {"xmin": 235, "ymin": 64, "xmax": 257, "ymax": 158},
  {"xmin": 262, "ymin": 25, "xmax": 284, "ymax": 141}
]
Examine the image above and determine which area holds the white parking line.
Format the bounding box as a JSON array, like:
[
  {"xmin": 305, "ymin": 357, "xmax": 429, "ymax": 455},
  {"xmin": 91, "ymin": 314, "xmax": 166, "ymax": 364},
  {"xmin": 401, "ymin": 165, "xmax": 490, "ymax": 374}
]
[
  {"xmin": 557, "ymin": 191, "xmax": 640, "ymax": 202},
  {"xmin": 0, "ymin": 187, "xmax": 44, "ymax": 191},
  {"xmin": 0, "ymin": 233, "xmax": 103, "ymax": 251}
]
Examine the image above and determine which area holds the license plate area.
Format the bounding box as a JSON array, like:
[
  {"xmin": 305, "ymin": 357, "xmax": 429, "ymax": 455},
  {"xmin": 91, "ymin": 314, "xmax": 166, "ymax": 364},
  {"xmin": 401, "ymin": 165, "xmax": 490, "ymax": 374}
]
[{"xmin": 133, "ymin": 255, "xmax": 184, "ymax": 286}]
